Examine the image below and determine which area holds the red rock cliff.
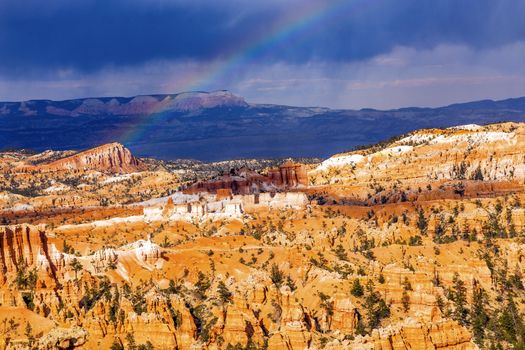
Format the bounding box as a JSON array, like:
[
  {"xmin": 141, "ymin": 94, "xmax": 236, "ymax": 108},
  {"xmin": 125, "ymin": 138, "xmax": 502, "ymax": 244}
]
[{"xmin": 16, "ymin": 142, "xmax": 145, "ymax": 173}]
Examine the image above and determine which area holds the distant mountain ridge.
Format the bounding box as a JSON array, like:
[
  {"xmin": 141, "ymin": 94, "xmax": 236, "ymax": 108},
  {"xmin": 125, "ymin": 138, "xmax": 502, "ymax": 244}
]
[
  {"xmin": 0, "ymin": 90, "xmax": 248, "ymax": 117},
  {"xmin": 1, "ymin": 91, "xmax": 525, "ymax": 161}
]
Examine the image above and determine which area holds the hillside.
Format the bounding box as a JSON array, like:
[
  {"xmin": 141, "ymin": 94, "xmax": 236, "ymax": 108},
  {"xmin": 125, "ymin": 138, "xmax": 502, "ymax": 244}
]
[
  {"xmin": 0, "ymin": 122, "xmax": 524, "ymax": 349},
  {"xmin": 1, "ymin": 91, "xmax": 525, "ymax": 160},
  {"xmin": 310, "ymin": 122, "xmax": 524, "ymax": 204}
]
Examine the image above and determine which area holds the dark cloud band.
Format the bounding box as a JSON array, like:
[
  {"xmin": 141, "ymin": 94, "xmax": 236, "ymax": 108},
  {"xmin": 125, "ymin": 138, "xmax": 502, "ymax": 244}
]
[{"xmin": 1, "ymin": 0, "xmax": 524, "ymax": 75}]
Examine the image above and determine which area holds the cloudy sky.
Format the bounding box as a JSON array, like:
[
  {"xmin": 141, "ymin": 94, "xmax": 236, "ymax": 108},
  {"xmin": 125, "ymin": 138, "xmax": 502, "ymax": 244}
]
[{"xmin": 1, "ymin": 0, "xmax": 525, "ymax": 109}]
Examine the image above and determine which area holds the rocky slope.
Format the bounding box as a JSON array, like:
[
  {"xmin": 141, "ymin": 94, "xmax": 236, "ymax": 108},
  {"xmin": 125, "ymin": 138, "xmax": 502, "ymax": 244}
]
[
  {"xmin": 310, "ymin": 122, "xmax": 525, "ymax": 204},
  {"xmin": 0, "ymin": 122, "xmax": 525, "ymax": 349},
  {"xmin": 0, "ymin": 144, "xmax": 179, "ymax": 215}
]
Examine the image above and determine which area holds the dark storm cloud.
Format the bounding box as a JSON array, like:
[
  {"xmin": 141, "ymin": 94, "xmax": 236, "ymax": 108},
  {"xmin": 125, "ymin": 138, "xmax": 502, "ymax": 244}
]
[{"xmin": 1, "ymin": 0, "xmax": 525, "ymax": 75}]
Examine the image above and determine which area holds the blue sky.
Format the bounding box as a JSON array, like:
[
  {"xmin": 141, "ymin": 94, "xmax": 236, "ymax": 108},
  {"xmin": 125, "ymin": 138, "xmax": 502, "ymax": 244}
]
[{"xmin": 1, "ymin": 0, "xmax": 525, "ymax": 109}]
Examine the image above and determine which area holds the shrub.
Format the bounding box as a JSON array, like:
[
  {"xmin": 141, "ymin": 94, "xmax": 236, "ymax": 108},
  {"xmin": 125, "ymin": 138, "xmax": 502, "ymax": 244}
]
[{"xmin": 350, "ymin": 279, "xmax": 364, "ymax": 297}]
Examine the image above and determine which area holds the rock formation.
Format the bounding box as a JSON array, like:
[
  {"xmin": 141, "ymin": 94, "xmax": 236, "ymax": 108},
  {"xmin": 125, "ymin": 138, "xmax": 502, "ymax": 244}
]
[
  {"xmin": 16, "ymin": 143, "xmax": 145, "ymax": 173},
  {"xmin": 267, "ymin": 161, "xmax": 308, "ymax": 187},
  {"xmin": 0, "ymin": 122, "xmax": 524, "ymax": 349},
  {"xmin": 10, "ymin": 142, "xmax": 146, "ymax": 173},
  {"xmin": 349, "ymin": 319, "xmax": 476, "ymax": 350},
  {"xmin": 184, "ymin": 162, "xmax": 308, "ymax": 195},
  {"xmin": 37, "ymin": 327, "xmax": 88, "ymax": 349}
]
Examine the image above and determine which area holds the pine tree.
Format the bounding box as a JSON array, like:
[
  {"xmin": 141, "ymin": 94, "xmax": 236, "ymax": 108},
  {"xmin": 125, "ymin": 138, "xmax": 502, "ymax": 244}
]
[
  {"xmin": 472, "ymin": 166, "xmax": 484, "ymax": 181},
  {"xmin": 401, "ymin": 289, "xmax": 410, "ymax": 313},
  {"xmin": 400, "ymin": 275, "xmax": 412, "ymax": 313},
  {"xmin": 402, "ymin": 277, "xmax": 412, "ymax": 291},
  {"xmin": 70, "ymin": 257, "xmax": 83, "ymax": 280},
  {"xmin": 138, "ymin": 341, "xmax": 154, "ymax": 350},
  {"xmin": 497, "ymin": 297, "xmax": 525, "ymax": 346},
  {"xmin": 470, "ymin": 287, "xmax": 489, "ymax": 346},
  {"xmin": 451, "ymin": 273, "xmax": 468, "ymax": 325},
  {"xmin": 110, "ymin": 340, "xmax": 124, "ymax": 350},
  {"xmin": 126, "ymin": 333, "xmax": 137, "ymax": 350},
  {"xmin": 217, "ymin": 281, "xmax": 233, "ymax": 303},
  {"xmin": 24, "ymin": 322, "xmax": 35, "ymax": 347},
  {"xmin": 195, "ymin": 272, "xmax": 211, "ymax": 299},
  {"xmin": 364, "ymin": 280, "xmax": 390, "ymax": 330},
  {"xmin": 334, "ymin": 244, "xmax": 348, "ymax": 261},
  {"xmin": 318, "ymin": 292, "xmax": 334, "ymax": 317},
  {"xmin": 350, "ymin": 279, "xmax": 364, "ymax": 297},
  {"xmin": 416, "ymin": 208, "xmax": 428, "ymax": 235},
  {"xmin": 286, "ymin": 275, "xmax": 297, "ymax": 291},
  {"xmin": 270, "ymin": 264, "xmax": 284, "ymax": 287}
]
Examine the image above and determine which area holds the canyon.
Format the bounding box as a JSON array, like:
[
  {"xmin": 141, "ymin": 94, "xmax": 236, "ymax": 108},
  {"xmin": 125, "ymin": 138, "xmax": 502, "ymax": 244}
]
[{"xmin": 0, "ymin": 122, "xmax": 524, "ymax": 349}]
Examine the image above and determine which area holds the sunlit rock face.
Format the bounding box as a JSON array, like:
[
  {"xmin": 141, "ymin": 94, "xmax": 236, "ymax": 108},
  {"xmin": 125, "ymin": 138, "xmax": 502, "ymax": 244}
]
[
  {"xmin": 184, "ymin": 162, "xmax": 309, "ymax": 195},
  {"xmin": 313, "ymin": 122, "xmax": 525, "ymax": 184},
  {"xmin": 14, "ymin": 142, "xmax": 145, "ymax": 174},
  {"xmin": 1, "ymin": 122, "xmax": 525, "ymax": 349},
  {"xmin": 267, "ymin": 161, "xmax": 309, "ymax": 188},
  {"xmin": 0, "ymin": 224, "xmax": 62, "ymax": 289}
]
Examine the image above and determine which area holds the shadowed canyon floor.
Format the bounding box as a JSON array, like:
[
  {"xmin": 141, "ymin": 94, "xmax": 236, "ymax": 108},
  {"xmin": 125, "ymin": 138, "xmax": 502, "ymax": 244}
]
[{"xmin": 1, "ymin": 122, "xmax": 525, "ymax": 349}]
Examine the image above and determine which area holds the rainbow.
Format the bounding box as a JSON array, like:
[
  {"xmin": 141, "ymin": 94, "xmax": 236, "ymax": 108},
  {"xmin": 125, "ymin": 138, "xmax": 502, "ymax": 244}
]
[
  {"xmin": 121, "ymin": 0, "xmax": 371, "ymax": 144},
  {"xmin": 175, "ymin": 0, "xmax": 369, "ymax": 92}
]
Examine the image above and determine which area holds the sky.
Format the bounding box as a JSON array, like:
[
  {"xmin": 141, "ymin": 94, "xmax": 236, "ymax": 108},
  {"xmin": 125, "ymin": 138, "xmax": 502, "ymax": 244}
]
[{"xmin": 1, "ymin": 0, "xmax": 525, "ymax": 109}]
